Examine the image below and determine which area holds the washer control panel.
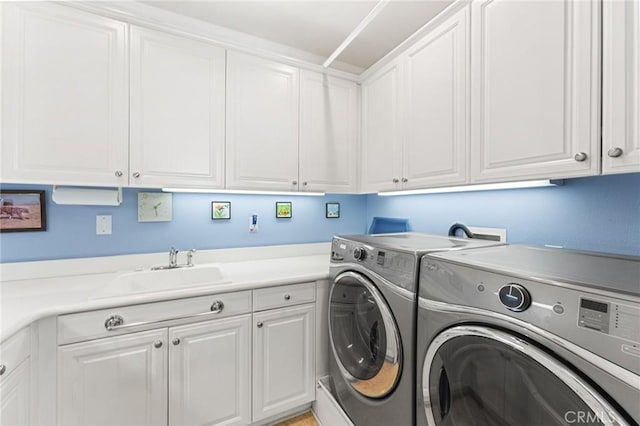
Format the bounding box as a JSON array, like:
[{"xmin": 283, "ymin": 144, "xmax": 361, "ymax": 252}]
[{"xmin": 579, "ymin": 297, "xmax": 640, "ymax": 344}]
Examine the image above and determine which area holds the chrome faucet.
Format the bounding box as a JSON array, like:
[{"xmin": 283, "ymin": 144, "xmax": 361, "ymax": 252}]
[
  {"xmin": 169, "ymin": 247, "xmax": 179, "ymax": 268},
  {"xmin": 151, "ymin": 247, "xmax": 195, "ymax": 270}
]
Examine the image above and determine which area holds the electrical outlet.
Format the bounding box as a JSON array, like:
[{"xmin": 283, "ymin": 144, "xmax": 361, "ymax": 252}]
[{"xmin": 96, "ymin": 215, "xmax": 112, "ymax": 235}]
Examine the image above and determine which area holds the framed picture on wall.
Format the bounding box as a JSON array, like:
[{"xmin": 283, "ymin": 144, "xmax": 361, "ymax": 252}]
[
  {"xmin": 212, "ymin": 201, "xmax": 231, "ymax": 220},
  {"xmin": 0, "ymin": 189, "xmax": 47, "ymax": 233},
  {"xmin": 326, "ymin": 202, "xmax": 340, "ymax": 218},
  {"xmin": 276, "ymin": 202, "xmax": 292, "ymax": 218}
]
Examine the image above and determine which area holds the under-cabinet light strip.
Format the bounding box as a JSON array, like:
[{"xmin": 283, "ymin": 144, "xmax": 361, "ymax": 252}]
[
  {"xmin": 377, "ymin": 180, "xmax": 561, "ymax": 196},
  {"xmin": 323, "ymin": 0, "xmax": 390, "ymax": 68},
  {"xmin": 162, "ymin": 188, "xmax": 325, "ymax": 196}
]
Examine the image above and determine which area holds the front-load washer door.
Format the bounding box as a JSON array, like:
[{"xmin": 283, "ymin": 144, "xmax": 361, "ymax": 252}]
[
  {"xmin": 422, "ymin": 325, "xmax": 630, "ymax": 426},
  {"xmin": 329, "ymin": 271, "xmax": 402, "ymax": 399}
]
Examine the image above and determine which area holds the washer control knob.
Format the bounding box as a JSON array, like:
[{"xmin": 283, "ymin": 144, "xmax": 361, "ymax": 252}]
[
  {"xmin": 353, "ymin": 247, "xmax": 367, "ymax": 261},
  {"xmin": 498, "ymin": 284, "xmax": 531, "ymax": 312}
]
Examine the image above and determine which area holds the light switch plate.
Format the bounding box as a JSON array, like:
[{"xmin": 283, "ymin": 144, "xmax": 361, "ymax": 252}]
[{"xmin": 96, "ymin": 215, "xmax": 112, "ymax": 235}]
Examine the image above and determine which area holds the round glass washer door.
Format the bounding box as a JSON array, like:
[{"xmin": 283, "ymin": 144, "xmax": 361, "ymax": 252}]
[
  {"xmin": 423, "ymin": 325, "xmax": 629, "ymax": 426},
  {"xmin": 329, "ymin": 271, "xmax": 402, "ymax": 399}
]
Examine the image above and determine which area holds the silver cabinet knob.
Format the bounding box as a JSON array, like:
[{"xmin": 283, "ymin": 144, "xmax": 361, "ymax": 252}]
[
  {"xmin": 0, "ymin": 364, "xmax": 6, "ymax": 376},
  {"xmin": 608, "ymin": 147, "xmax": 623, "ymax": 158},
  {"xmin": 132, "ymin": 172, "xmax": 141, "ymax": 178},
  {"xmin": 257, "ymin": 322, "xmax": 263, "ymax": 328},
  {"xmin": 172, "ymin": 338, "xmax": 181, "ymax": 346},
  {"xmin": 401, "ymin": 177, "xmax": 408, "ymax": 183},
  {"xmin": 210, "ymin": 300, "xmax": 224, "ymax": 313},
  {"xmin": 302, "ymin": 181, "xmax": 308, "ymax": 186},
  {"xmin": 115, "ymin": 170, "xmax": 123, "ymax": 177},
  {"xmin": 392, "ymin": 178, "xmax": 399, "ymax": 183},
  {"xmin": 292, "ymin": 180, "xmax": 298, "ymax": 185},
  {"xmin": 154, "ymin": 340, "xmax": 163, "ymax": 348},
  {"xmin": 574, "ymin": 152, "xmax": 588, "ymax": 162},
  {"xmin": 105, "ymin": 315, "xmax": 124, "ymax": 331},
  {"xmin": 284, "ymin": 294, "xmax": 291, "ymax": 301}
]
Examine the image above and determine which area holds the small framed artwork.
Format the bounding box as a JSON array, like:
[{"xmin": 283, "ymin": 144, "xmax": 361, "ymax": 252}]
[
  {"xmin": 276, "ymin": 202, "xmax": 292, "ymax": 218},
  {"xmin": 326, "ymin": 202, "xmax": 340, "ymax": 218},
  {"xmin": 0, "ymin": 189, "xmax": 47, "ymax": 233},
  {"xmin": 212, "ymin": 201, "xmax": 231, "ymax": 220}
]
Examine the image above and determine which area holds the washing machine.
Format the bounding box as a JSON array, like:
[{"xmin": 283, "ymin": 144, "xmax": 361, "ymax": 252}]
[
  {"xmin": 416, "ymin": 244, "xmax": 640, "ymax": 426},
  {"xmin": 328, "ymin": 233, "xmax": 504, "ymax": 426}
]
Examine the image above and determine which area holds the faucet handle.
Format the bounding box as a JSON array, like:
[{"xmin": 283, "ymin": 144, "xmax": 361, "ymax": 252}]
[{"xmin": 187, "ymin": 249, "xmax": 196, "ymax": 266}]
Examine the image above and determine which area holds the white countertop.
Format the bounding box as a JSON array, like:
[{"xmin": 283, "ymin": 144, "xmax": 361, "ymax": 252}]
[{"xmin": 0, "ymin": 243, "xmax": 331, "ymax": 342}]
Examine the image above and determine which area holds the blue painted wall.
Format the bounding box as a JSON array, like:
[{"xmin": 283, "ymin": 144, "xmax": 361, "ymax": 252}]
[
  {"xmin": 1, "ymin": 173, "xmax": 638, "ymax": 262},
  {"xmin": 366, "ymin": 173, "xmax": 640, "ymax": 256},
  {"xmin": 0, "ymin": 184, "xmax": 367, "ymax": 262}
]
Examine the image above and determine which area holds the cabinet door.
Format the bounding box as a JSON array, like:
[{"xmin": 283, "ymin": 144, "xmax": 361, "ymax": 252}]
[
  {"xmin": 403, "ymin": 7, "xmax": 469, "ymax": 189},
  {"xmin": 58, "ymin": 329, "xmax": 167, "ymax": 426},
  {"xmin": 0, "ymin": 360, "xmax": 31, "ymax": 426},
  {"xmin": 130, "ymin": 26, "xmax": 226, "ymax": 188},
  {"xmin": 361, "ymin": 60, "xmax": 403, "ymax": 193},
  {"xmin": 299, "ymin": 71, "xmax": 359, "ymax": 193},
  {"xmin": 470, "ymin": 0, "xmax": 600, "ymax": 182},
  {"xmin": 253, "ymin": 304, "xmax": 315, "ymax": 422},
  {"xmin": 603, "ymin": 0, "xmax": 640, "ymax": 174},
  {"xmin": 169, "ymin": 315, "xmax": 251, "ymax": 426},
  {"xmin": 1, "ymin": 2, "xmax": 128, "ymax": 187},
  {"xmin": 226, "ymin": 52, "xmax": 299, "ymax": 191}
]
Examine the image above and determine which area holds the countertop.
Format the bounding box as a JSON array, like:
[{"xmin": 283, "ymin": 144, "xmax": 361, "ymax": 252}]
[{"xmin": 0, "ymin": 243, "xmax": 331, "ymax": 342}]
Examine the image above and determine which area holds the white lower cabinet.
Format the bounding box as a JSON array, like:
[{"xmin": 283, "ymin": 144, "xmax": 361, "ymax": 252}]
[
  {"xmin": 58, "ymin": 329, "xmax": 168, "ymax": 426},
  {"xmin": 56, "ymin": 286, "xmax": 316, "ymax": 426},
  {"xmin": 252, "ymin": 304, "xmax": 315, "ymax": 422},
  {"xmin": 0, "ymin": 360, "xmax": 31, "ymax": 426},
  {"xmin": 169, "ymin": 315, "xmax": 251, "ymax": 426}
]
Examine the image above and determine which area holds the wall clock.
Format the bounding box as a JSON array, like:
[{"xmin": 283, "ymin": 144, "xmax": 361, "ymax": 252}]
[{"xmin": 138, "ymin": 192, "xmax": 172, "ymax": 222}]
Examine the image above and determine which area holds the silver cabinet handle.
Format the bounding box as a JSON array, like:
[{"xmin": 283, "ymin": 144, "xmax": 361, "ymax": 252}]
[
  {"xmin": 210, "ymin": 300, "xmax": 224, "ymax": 313},
  {"xmin": 104, "ymin": 305, "xmax": 226, "ymax": 332},
  {"xmin": 257, "ymin": 322, "xmax": 263, "ymax": 328},
  {"xmin": 284, "ymin": 294, "xmax": 291, "ymax": 301},
  {"xmin": 574, "ymin": 152, "xmax": 588, "ymax": 162},
  {"xmin": 0, "ymin": 365, "xmax": 6, "ymax": 376},
  {"xmin": 608, "ymin": 147, "xmax": 623, "ymax": 158},
  {"xmin": 402, "ymin": 177, "xmax": 408, "ymax": 183},
  {"xmin": 105, "ymin": 315, "xmax": 124, "ymax": 331},
  {"xmin": 154, "ymin": 340, "xmax": 163, "ymax": 348},
  {"xmin": 115, "ymin": 170, "xmax": 123, "ymax": 177},
  {"xmin": 392, "ymin": 178, "xmax": 399, "ymax": 183},
  {"xmin": 132, "ymin": 172, "xmax": 141, "ymax": 178},
  {"xmin": 292, "ymin": 180, "xmax": 298, "ymax": 185},
  {"xmin": 172, "ymin": 338, "xmax": 180, "ymax": 346}
]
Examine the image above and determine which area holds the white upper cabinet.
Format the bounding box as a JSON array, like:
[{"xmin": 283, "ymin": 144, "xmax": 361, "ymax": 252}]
[
  {"xmin": 1, "ymin": 2, "xmax": 129, "ymax": 187},
  {"xmin": 361, "ymin": 60, "xmax": 403, "ymax": 193},
  {"xmin": 130, "ymin": 26, "xmax": 226, "ymax": 189},
  {"xmin": 470, "ymin": 0, "xmax": 600, "ymax": 183},
  {"xmin": 299, "ymin": 71, "xmax": 359, "ymax": 193},
  {"xmin": 403, "ymin": 6, "xmax": 469, "ymax": 189},
  {"xmin": 226, "ymin": 52, "xmax": 300, "ymax": 191},
  {"xmin": 603, "ymin": 0, "xmax": 640, "ymax": 174}
]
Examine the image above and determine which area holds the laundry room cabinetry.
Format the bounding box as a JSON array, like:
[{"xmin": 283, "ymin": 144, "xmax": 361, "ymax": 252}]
[
  {"xmin": 1, "ymin": 2, "xmax": 129, "ymax": 187},
  {"xmin": 470, "ymin": 0, "xmax": 600, "ymax": 182},
  {"xmin": 361, "ymin": 6, "xmax": 469, "ymax": 193},
  {"xmin": 226, "ymin": 52, "xmax": 300, "ymax": 192},
  {"xmin": 299, "ymin": 70, "xmax": 359, "ymax": 193},
  {"xmin": 0, "ymin": 327, "xmax": 32, "ymax": 426},
  {"xmin": 252, "ymin": 285, "xmax": 315, "ymax": 422},
  {"xmin": 129, "ymin": 26, "xmax": 226, "ymax": 189},
  {"xmin": 602, "ymin": 0, "xmax": 640, "ymax": 174}
]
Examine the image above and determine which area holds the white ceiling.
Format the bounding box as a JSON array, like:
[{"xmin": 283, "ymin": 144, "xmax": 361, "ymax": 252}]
[{"xmin": 142, "ymin": 0, "xmax": 453, "ymax": 71}]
